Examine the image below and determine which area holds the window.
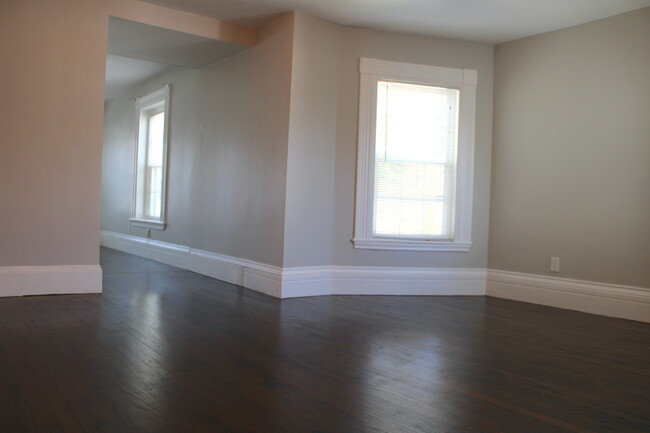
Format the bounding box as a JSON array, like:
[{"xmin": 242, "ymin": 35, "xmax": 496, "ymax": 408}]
[
  {"xmin": 353, "ymin": 58, "xmax": 476, "ymax": 251},
  {"xmin": 130, "ymin": 85, "xmax": 170, "ymax": 230}
]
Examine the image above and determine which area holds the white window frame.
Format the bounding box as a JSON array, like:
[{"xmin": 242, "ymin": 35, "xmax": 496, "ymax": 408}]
[
  {"xmin": 129, "ymin": 85, "xmax": 170, "ymax": 230},
  {"xmin": 353, "ymin": 58, "xmax": 476, "ymax": 252}
]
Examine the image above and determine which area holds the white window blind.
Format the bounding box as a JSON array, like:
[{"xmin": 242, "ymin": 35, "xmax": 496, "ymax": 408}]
[{"xmin": 373, "ymin": 81, "xmax": 459, "ymax": 240}]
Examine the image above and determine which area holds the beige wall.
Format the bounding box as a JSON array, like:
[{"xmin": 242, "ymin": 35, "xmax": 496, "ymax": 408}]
[
  {"xmin": 489, "ymin": 8, "xmax": 650, "ymax": 288},
  {"xmin": 106, "ymin": 0, "xmax": 255, "ymax": 46},
  {"xmin": 332, "ymin": 27, "xmax": 494, "ymax": 268},
  {"xmin": 102, "ymin": 14, "xmax": 294, "ymax": 267},
  {"xmin": 0, "ymin": 0, "xmax": 107, "ymax": 266},
  {"xmin": 0, "ymin": 0, "xmax": 255, "ymax": 272},
  {"xmin": 101, "ymin": 67, "xmax": 201, "ymax": 240}
]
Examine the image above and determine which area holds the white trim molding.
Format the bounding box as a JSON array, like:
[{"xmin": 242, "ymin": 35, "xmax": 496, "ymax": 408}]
[
  {"xmin": 353, "ymin": 58, "xmax": 476, "ymax": 252},
  {"xmin": 352, "ymin": 238, "xmax": 473, "ymax": 252},
  {"xmin": 331, "ymin": 267, "xmax": 485, "ymax": 296},
  {"xmin": 282, "ymin": 266, "xmax": 486, "ymax": 298},
  {"xmin": 0, "ymin": 265, "xmax": 102, "ymax": 298},
  {"xmin": 101, "ymin": 231, "xmax": 650, "ymax": 322},
  {"xmin": 487, "ymin": 270, "xmax": 650, "ymax": 323},
  {"xmin": 128, "ymin": 218, "xmax": 167, "ymax": 230},
  {"xmin": 101, "ymin": 230, "xmax": 282, "ymax": 296},
  {"xmin": 100, "ymin": 230, "xmax": 485, "ymax": 299}
]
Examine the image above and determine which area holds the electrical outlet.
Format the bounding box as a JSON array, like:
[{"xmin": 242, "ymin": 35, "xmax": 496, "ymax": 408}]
[{"xmin": 550, "ymin": 257, "xmax": 560, "ymax": 273}]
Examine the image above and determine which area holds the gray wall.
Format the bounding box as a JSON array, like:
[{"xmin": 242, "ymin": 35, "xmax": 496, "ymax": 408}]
[
  {"xmin": 103, "ymin": 13, "xmax": 495, "ymax": 270},
  {"xmin": 332, "ymin": 27, "xmax": 494, "ymax": 268},
  {"xmin": 102, "ymin": 14, "xmax": 294, "ymax": 267},
  {"xmin": 282, "ymin": 12, "xmax": 341, "ymax": 267},
  {"xmin": 489, "ymin": 8, "xmax": 650, "ymax": 287},
  {"xmin": 0, "ymin": 0, "xmax": 106, "ymax": 266}
]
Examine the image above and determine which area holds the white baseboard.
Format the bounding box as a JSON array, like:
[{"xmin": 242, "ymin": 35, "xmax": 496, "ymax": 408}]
[
  {"xmin": 280, "ymin": 266, "xmax": 487, "ymax": 298},
  {"xmin": 100, "ymin": 230, "xmax": 283, "ymax": 296},
  {"xmin": 101, "ymin": 231, "xmax": 650, "ymax": 322},
  {"xmin": 281, "ymin": 267, "xmax": 333, "ymax": 298},
  {"xmin": 0, "ymin": 265, "xmax": 102, "ymax": 298},
  {"xmin": 100, "ymin": 230, "xmax": 485, "ymax": 298},
  {"xmin": 331, "ymin": 267, "xmax": 486, "ymax": 296},
  {"xmin": 487, "ymin": 270, "xmax": 650, "ymax": 323}
]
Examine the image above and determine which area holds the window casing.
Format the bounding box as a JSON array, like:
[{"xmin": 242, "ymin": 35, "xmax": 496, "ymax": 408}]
[
  {"xmin": 353, "ymin": 58, "xmax": 476, "ymax": 251},
  {"xmin": 130, "ymin": 85, "xmax": 170, "ymax": 230}
]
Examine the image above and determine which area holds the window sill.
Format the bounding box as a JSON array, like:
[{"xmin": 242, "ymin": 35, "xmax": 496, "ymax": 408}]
[
  {"xmin": 353, "ymin": 238, "xmax": 472, "ymax": 252},
  {"xmin": 129, "ymin": 218, "xmax": 166, "ymax": 230}
]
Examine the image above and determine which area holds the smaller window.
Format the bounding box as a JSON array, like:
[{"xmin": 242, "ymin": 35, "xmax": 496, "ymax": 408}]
[{"xmin": 130, "ymin": 85, "xmax": 170, "ymax": 230}]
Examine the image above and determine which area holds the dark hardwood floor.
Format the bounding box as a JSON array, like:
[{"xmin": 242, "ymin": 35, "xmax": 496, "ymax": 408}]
[{"xmin": 1, "ymin": 247, "xmax": 648, "ymax": 432}]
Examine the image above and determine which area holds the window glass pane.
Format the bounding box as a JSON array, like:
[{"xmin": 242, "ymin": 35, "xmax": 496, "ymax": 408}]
[
  {"xmin": 144, "ymin": 111, "xmax": 164, "ymax": 219},
  {"xmin": 148, "ymin": 112, "xmax": 165, "ymax": 168},
  {"xmin": 375, "ymin": 161, "xmax": 445, "ymax": 200},
  {"xmin": 147, "ymin": 166, "xmax": 162, "ymax": 219},
  {"xmin": 376, "ymin": 81, "xmax": 458, "ymax": 164},
  {"xmin": 375, "ymin": 198, "xmax": 444, "ymax": 236},
  {"xmin": 374, "ymin": 81, "xmax": 458, "ymax": 239}
]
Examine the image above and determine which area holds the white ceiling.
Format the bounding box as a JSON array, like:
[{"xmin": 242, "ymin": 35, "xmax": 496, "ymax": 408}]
[
  {"xmin": 106, "ymin": 0, "xmax": 650, "ymax": 99},
  {"xmin": 143, "ymin": 0, "xmax": 650, "ymax": 44}
]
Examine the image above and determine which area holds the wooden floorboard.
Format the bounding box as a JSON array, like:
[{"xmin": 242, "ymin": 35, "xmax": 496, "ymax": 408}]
[{"xmin": 0, "ymin": 246, "xmax": 648, "ymax": 432}]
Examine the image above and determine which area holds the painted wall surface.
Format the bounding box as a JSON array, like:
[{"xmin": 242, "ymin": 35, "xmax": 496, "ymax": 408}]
[
  {"xmin": 489, "ymin": 8, "xmax": 650, "ymax": 288},
  {"xmin": 101, "ymin": 67, "xmax": 201, "ymax": 240},
  {"xmin": 332, "ymin": 27, "xmax": 494, "ymax": 268},
  {"xmin": 0, "ymin": 0, "xmax": 107, "ymax": 266},
  {"xmin": 283, "ymin": 12, "xmax": 341, "ymax": 267},
  {"xmin": 101, "ymin": 14, "xmax": 294, "ymax": 267},
  {"xmin": 106, "ymin": 0, "xmax": 256, "ymax": 47},
  {"xmin": 104, "ymin": 14, "xmax": 494, "ymax": 270}
]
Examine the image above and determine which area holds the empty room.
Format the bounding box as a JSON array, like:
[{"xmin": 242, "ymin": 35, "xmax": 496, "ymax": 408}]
[{"xmin": 1, "ymin": 0, "xmax": 649, "ymax": 432}]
